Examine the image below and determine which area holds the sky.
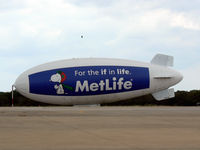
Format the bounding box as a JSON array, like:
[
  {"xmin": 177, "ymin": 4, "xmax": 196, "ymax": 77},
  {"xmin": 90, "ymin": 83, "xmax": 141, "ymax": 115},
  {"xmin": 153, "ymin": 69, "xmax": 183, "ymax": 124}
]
[{"xmin": 0, "ymin": 0, "xmax": 200, "ymax": 92}]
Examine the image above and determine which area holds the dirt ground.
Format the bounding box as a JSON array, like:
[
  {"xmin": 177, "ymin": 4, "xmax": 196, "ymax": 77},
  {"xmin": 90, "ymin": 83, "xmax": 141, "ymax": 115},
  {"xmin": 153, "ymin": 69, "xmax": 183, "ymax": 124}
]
[{"xmin": 0, "ymin": 106, "xmax": 199, "ymax": 150}]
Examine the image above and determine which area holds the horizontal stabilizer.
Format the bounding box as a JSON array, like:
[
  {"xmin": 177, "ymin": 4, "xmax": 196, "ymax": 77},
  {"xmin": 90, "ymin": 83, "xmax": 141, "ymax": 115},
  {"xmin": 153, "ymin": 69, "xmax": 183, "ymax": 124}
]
[
  {"xmin": 152, "ymin": 88, "xmax": 175, "ymax": 101},
  {"xmin": 151, "ymin": 54, "xmax": 173, "ymax": 67},
  {"xmin": 153, "ymin": 73, "xmax": 173, "ymax": 79}
]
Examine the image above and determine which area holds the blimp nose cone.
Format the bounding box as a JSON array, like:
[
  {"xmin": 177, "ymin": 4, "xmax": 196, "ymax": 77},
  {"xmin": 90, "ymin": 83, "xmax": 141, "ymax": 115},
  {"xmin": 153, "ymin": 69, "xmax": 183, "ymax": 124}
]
[{"xmin": 14, "ymin": 72, "xmax": 29, "ymax": 94}]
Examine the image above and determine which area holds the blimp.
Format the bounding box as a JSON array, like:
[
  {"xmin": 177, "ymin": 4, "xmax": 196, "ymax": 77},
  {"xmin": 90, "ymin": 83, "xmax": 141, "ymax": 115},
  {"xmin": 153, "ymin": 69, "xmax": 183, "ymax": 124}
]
[{"xmin": 14, "ymin": 54, "xmax": 183, "ymax": 105}]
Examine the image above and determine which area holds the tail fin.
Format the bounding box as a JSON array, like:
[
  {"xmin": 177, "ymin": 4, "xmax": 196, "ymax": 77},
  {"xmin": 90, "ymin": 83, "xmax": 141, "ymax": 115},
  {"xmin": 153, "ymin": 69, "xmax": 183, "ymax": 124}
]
[
  {"xmin": 152, "ymin": 88, "xmax": 175, "ymax": 101},
  {"xmin": 151, "ymin": 54, "xmax": 175, "ymax": 100},
  {"xmin": 151, "ymin": 54, "xmax": 173, "ymax": 67}
]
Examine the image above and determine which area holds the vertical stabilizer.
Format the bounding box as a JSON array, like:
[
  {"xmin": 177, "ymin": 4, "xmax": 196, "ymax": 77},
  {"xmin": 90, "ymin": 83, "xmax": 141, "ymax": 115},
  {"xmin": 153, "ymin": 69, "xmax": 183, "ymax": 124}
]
[
  {"xmin": 152, "ymin": 88, "xmax": 175, "ymax": 101},
  {"xmin": 151, "ymin": 54, "xmax": 173, "ymax": 67}
]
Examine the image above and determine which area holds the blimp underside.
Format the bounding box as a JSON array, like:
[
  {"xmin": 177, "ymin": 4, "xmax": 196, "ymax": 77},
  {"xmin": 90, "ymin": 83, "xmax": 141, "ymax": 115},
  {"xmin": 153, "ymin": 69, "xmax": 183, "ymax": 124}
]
[{"xmin": 14, "ymin": 54, "xmax": 182, "ymax": 105}]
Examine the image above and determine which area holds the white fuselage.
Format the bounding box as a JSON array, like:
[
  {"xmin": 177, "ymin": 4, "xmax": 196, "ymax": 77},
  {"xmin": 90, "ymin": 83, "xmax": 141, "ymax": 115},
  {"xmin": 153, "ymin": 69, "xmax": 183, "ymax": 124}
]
[{"xmin": 14, "ymin": 58, "xmax": 182, "ymax": 105}]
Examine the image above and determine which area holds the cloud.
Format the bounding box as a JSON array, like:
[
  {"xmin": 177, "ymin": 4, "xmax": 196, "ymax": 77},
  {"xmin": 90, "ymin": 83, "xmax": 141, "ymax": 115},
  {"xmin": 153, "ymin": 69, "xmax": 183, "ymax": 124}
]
[
  {"xmin": 170, "ymin": 13, "xmax": 200, "ymax": 30},
  {"xmin": 0, "ymin": 0, "xmax": 200, "ymax": 91}
]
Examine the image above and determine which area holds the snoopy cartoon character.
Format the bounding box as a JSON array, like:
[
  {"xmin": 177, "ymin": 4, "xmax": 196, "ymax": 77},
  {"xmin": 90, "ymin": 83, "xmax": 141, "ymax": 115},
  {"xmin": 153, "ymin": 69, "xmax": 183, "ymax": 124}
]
[{"xmin": 50, "ymin": 71, "xmax": 73, "ymax": 94}]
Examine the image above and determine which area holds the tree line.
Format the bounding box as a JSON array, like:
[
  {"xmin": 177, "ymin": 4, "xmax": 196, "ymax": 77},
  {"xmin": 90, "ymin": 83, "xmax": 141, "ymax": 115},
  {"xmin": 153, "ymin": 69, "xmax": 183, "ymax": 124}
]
[{"xmin": 0, "ymin": 90, "xmax": 200, "ymax": 106}]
